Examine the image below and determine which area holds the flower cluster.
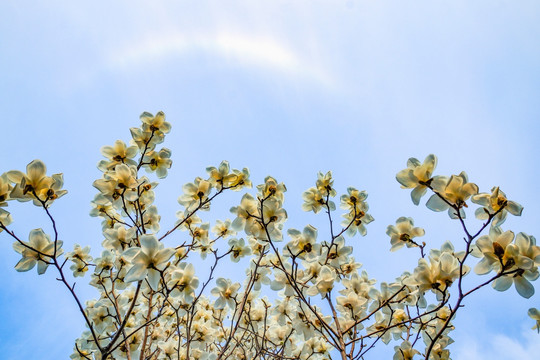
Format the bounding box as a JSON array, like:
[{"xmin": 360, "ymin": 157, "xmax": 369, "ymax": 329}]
[{"xmin": 0, "ymin": 119, "xmax": 537, "ymax": 360}]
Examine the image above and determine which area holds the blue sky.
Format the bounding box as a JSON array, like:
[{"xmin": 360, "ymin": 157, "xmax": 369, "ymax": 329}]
[{"xmin": 1, "ymin": 1, "xmax": 539, "ymax": 359}]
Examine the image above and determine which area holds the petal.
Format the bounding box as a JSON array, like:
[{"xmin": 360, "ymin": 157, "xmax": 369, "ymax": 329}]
[
  {"xmin": 515, "ymin": 277, "xmax": 535, "ymax": 298},
  {"xmin": 37, "ymin": 260, "xmax": 49, "ymax": 275},
  {"xmin": 6, "ymin": 170, "xmax": 25, "ymax": 184},
  {"xmin": 147, "ymin": 269, "xmax": 161, "ymax": 291},
  {"xmin": 154, "ymin": 248, "xmax": 175, "ymax": 268},
  {"xmin": 493, "ymin": 276, "xmax": 513, "ymax": 292},
  {"xmin": 474, "ymin": 258, "xmax": 493, "ymax": 275},
  {"xmin": 426, "ymin": 194, "xmax": 449, "ymax": 212},
  {"xmin": 411, "ymin": 186, "xmax": 428, "ymax": 205},
  {"xmin": 396, "ymin": 169, "xmax": 416, "ymax": 188},
  {"xmin": 506, "ymin": 201, "xmax": 523, "ymax": 216},
  {"xmin": 141, "ymin": 235, "xmax": 160, "ymax": 254},
  {"xmin": 125, "ymin": 264, "xmax": 147, "ymax": 282},
  {"xmin": 26, "ymin": 160, "xmax": 47, "ymax": 182},
  {"xmin": 14, "ymin": 257, "xmax": 36, "ymax": 272}
]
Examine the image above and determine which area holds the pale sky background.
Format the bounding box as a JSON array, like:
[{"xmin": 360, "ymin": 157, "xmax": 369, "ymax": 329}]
[{"xmin": 1, "ymin": 1, "xmax": 539, "ymax": 359}]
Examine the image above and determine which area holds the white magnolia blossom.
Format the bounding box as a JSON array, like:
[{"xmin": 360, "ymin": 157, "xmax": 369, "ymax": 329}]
[{"xmin": 1, "ymin": 116, "xmax": 537, "ymax": 360}]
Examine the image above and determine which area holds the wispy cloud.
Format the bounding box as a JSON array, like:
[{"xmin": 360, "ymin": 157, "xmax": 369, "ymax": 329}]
[
  {"xmin": 105, "ymin": 31, "xmax": 334, "ymax": 87},
  {"xmin": 453, "ymin": 328, "xmax": 540, "ymax": 360}
]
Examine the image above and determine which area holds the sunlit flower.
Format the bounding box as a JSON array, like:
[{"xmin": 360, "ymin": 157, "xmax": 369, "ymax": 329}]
[
  {"xmin": 211, "ymin": 278, "xmax": 241, "ymax": 309},
  {"xmin": 471, "ymin": 186, "xmax": 523, "ymax": 226},
  {"xmin": 396, "ymin": 154, "xmax": 438, "ymax": 205},
  {"xmin": 124, "ymin": 234, "xmax": 175, "ymax": 290},
  {"xmin": 13, "ymin": 228, "xmax": 63, "ymax": 274},
  {"xmin": 143, "ymin": 148, "xmax": 172, "ymax": 179},
  {"xmin": 426, "ymin": 171, "xmax": 478, "ymax": 218},
  {"xmin": 97, "ymin": 140, "xmax": 138, "ymax": 172},
  {"xmin": 386, "ymin": 217, "xmax": 425, "ymax": 251},
  {"xmin": 178, "ymin": 177, "xmax": 212, "ymax": 210}
]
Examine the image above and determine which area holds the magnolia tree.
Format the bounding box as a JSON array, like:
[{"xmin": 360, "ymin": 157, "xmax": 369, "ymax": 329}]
[{"xmin": 0, "ymin": 112, "xmax": 539, "ymax": 360}]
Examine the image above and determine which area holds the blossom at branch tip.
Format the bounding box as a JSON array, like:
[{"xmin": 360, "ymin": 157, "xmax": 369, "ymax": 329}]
[
  {"xmin": 7, "ymin": 160, "xmax": 67, "ymax": 206},
  {"xmin": 471, "ymin": 186, "xmax": 523, "ymax": 227},
  {"xmin": 316, "ymin": 171, "xmax": 337, "ymax": 197},
  {"xmin": 257, "ymin": 176, "xmax": 287, "ymax": 204},
  {"xmin": 306, "ymin": 265, "xmax": 336, "ymax": 297},
  {"xmin": 211, "ymin": 219, "xmax": 236, "ymax": 239},
  {"xmin": 211, "ymin": 277, "xmax": 241, "ymax": 309},
  {"xmin": 97, "ymin": 140, "xmax": 138, "ymax": 172},
  {"xmin": 178, "ymin": 177, "xmax": 212, "ymax": 210},
  {"xmin": 168, "ymin": 262, "xmax": 199, "ymax": 302},
  {"xmin": 393, "ymin": 340, "xmax": 420, "ymax": 360},
  {"xmin": 228, "ymin": 237, "xmax": 251, "ymax": 262},
  {"xmin": 396, "ymin": 154, "xmax": 439, "ymax": 205},
  {"xmin": 140, "ymin": 111, "xmax": 171, "ymax": 134},
  {"xmin": 285, "ymin": 225, "xmax": 320, "ymax": 260},
  {"xmin": 13, "ymin": 228, "xmax": 63, "ymax": 275},
  {"xmin": 386, "ymin": 217, "xmax": 425, "ymax": 252},
  {"xmin": 426, "ymin": 171, "xmax": 478, "ymax": 219},
  {"xmin": 142, "ymin": 147, "xmax": 172, "ymax": 179},
  {"xmin": 123, "ymin": 234, "xmax": 175, "ymax": 291},
  {"xmin": 302, "ymin": 186, "xmax": 327, "ymax": 213}
]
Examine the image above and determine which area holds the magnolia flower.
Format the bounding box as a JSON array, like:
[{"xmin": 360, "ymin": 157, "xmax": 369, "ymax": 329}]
[
  {"xmin": 211, "ymin": 278, "xmax": 241, "ymax": 309},
  {"xmin": 178, "ymin": 177, "xmax": 212, "ymax": 210},
  {"xmin": 228, "ymin": 238, "xmax": 251, "ymax": 262},
  {"xmin": 168, "ymin": 263, "xmax": 199, "ymax": 302},
  {"xmin": 229, "ymin": 167, "xmax": 252, "ymax": 190},
  {"xmin": 286, "ymin": 225, "xmax": 319, "ymax": 260},
  {"xmin": 474, "ymin": 227, "xmax": 517, "ymax": 275},
  {"xmin": 307, "ymin": 265, "xmax": 336, "ymax": 297},
  {"xmin": 97, "ymin": 139, "xmax": 138, "ymax": 172},
  {"xmin": 528, "ymin": 308, "xmax": 540, "ymax": 333},
  {"xmin": 340, "ymin": 187, "xmax": 368, "ymax": 212},
  {"xmin": 124, "ymin": 235, "xmax": 175, "ymax": 290},
  {"xmin": 342, "ymin": 207, "xmax": 374, "ymax": 237},
  {"xmin": 393, "ymin": 340, "xmax": 419, "ymax": 360},
  {"xmin": 407, "ymin": 253, "xmax": 467, "ymax": 300},
  {"xmin": 316, "ymin": 171, "xmax": 337, "ymax": 197},
  {"xmin": 13, "ymin": 228, "xmax": 63, "ymax": 274},
  {"xmin": 230, "ymin": 193, "xmax": 258, "ymax": 232},
  {"xmin": 212, "ymin": 219, "xmax": 236, "ymax": 239},
  {"xmin": 396, "ymin": 154, "xmax": 438, "ymax": 205},
  {"xmin": 140, "ymin": 111, "xmax": 171, "ymax": 134},
  {"xmin": 66, "ymin": 244, "xmax": 92, "ymax": 277},
  {"xmin": 386, "ymin": 217, "xmax": 425, "ymax": 252},
  {"xmin": 143, "ymin": 148, "xmax": 172, "ymax": 179},
  {"xmin": 207, "ymin": 160, "xmax": 235, "ymax": 188},
  {"xmin": 301, "ymin": 187, "xmax": 327, "ymax": 213},
  {"xmin": 472, "ymin": 186, "xmax": 523, "ymax": 226},
  {"xmin": 426, "ymin": 171, "xmax": 478, "ymax": 218},
  {"xmin": 8, "ymin": 160, "xmax": 67, "ymax": 206},
  {"xmin": 487, "ymin": 232, "xmax": 539, "ymax": 298},
  {"xmin": 257, "ymin": 176, "xmax": 287, "ymax": 204},
  {"xmin": 130, "ymin": 126, "xmax": 164, "ymax": 152}
]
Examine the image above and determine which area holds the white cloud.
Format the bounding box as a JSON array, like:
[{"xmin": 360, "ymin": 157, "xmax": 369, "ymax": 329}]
[
  {"xmin": 105, "ymin": 31, "xmax": 334, "ymax": 87},
  {"xmin": 454, "ymin": 329, "xmax": 540, "ymax": 360}
]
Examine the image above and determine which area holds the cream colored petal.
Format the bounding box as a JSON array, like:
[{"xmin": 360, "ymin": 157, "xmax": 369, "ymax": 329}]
[
  {"xmin": 493, "ymin": 276, "xmax": 512, "ymax": 292},
  {"xmin": 515, "ymin": 277, "xmax": 534, "ymax": 298},
  {"xmin": 426, "ymin": 194, "xmax": 449, "ymax": 212},
  {"xmin": 147, "ymin": 268, "xmax": 161, "ymax": 291},
  {"xmin": 14, "ymin": 257, "xmax": 36, "ymax": 272},
  {"xmin": 125, "ymin": 264, "xmax": 148, "ymax": 282},
  {"xmin": 26, "ymin": 160, "xmax": 47, "ymax": 182}
]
